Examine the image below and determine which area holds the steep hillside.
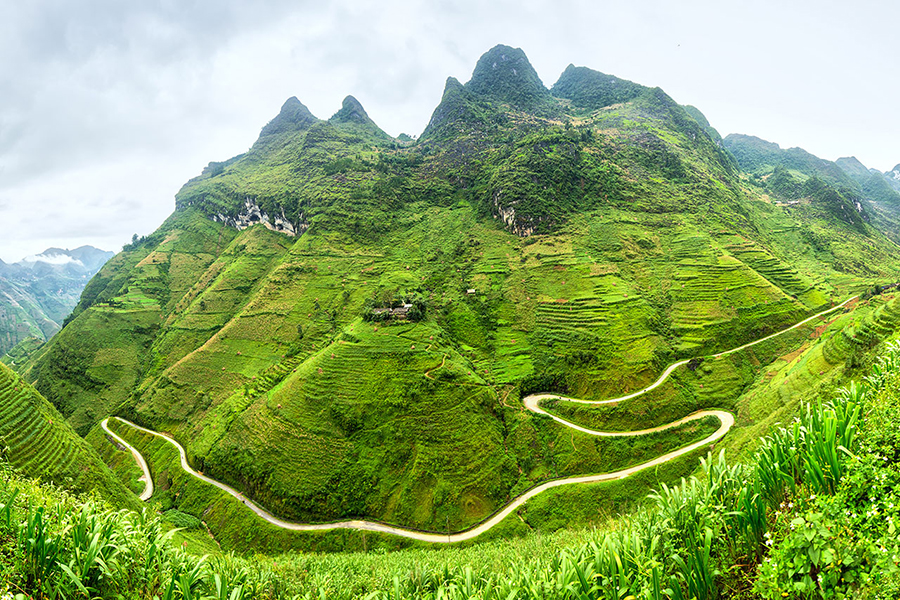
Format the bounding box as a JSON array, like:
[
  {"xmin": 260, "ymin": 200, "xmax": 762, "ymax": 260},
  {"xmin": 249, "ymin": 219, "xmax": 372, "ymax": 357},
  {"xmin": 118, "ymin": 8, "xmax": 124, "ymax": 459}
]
[
  {"xmin": 0, "ymin": 246, "xmax": 113, "ymax": 356},
  {"xmin": 0, "ymin": 361, "xmax": 136, "ymax": 506},
  {"xmin": 18, "ymin": 45, "xmax": 900, "ymax": 536},
  {"xmin": 724, "ymin": 135, "xmax": 900, "ymax": 244}
]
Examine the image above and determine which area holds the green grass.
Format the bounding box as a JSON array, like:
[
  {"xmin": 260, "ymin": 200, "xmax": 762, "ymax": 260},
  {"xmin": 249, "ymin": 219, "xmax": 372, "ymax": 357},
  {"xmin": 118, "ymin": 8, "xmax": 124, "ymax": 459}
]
[{"xmin": 0, "ymin": 362, "xmax": 136, "ymax": 507}]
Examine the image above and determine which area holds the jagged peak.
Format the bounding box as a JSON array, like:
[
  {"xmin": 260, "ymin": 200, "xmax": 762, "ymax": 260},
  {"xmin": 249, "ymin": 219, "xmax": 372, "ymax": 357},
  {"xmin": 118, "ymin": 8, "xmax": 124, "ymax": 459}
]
[
  {"xmin": 465, "ymin": 44, "xmax": 550, "ymax": 108},
  {"xmin": 258, "ymin": 97, "xmax": 319, "ymax": 138},
  {"xmin": 327, "ymin": 95, "xmax": 392, "ymax": 142},
  {"xmin": 420, "ymin": 77, "xmax": 479, "ymax": 140},
  {"xmin": 442, "ymin": 76, "xmax": 465, "ymax": 96},
  {"xmin": 330, "ymin": 95, "xmax": 372, "ymax": 124}
]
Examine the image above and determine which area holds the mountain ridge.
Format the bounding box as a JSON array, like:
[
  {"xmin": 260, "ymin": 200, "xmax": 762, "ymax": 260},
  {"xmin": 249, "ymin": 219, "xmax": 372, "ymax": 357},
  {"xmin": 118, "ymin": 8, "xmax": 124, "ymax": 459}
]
[{"xmin": 0, "ymin": 245, "xmax": 112, "ymax": 357}]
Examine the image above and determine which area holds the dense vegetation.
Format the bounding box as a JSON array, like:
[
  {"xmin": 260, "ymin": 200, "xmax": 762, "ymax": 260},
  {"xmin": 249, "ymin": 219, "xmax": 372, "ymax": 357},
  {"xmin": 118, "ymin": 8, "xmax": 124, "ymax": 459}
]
[
  {"xmin": 724, "ymin": 135, "xmax": 900, "ymax": 245},
  {"xmin": 7, "ymin": 44, "xmax": 900, "ymax": 553},
  {"xmin": 0, "ymin": 362, "xmax": 135, "ymax": 508},
  {"xmin": 4, "ymin": 336, "xmax": 900, "ymax": 598}
]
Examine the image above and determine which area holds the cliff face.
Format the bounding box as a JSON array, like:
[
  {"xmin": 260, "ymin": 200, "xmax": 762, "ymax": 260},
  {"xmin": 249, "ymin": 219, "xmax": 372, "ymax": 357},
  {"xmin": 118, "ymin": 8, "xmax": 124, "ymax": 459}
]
[{"xmin": 210, "ymin": 198, "xmax": 304, "ymax": 236}]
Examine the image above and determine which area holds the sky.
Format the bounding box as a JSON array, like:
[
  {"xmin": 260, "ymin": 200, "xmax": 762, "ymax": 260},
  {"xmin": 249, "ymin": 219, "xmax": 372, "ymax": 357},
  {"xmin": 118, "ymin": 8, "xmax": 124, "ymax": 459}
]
[{"xmin": 1, "ymin": 0, "xmax": 898, "ymax": 262}]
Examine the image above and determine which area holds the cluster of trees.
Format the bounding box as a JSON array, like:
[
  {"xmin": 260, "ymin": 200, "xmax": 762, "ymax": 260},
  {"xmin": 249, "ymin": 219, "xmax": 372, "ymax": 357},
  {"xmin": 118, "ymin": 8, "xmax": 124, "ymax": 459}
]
[{"xmin": 361, "ymin": 294, "xmax": 426, "ymax": 323}]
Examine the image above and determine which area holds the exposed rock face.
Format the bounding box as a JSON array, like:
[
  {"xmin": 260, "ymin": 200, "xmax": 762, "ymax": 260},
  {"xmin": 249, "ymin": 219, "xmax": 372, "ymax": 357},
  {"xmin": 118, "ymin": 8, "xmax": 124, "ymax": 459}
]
[
  {"xmin": 212, "ymin": 199, "xmax": 305, "ymax": 237},
  {"xmin": 491, "ymin": 189, "xmax": 537, "ymax": 237}
]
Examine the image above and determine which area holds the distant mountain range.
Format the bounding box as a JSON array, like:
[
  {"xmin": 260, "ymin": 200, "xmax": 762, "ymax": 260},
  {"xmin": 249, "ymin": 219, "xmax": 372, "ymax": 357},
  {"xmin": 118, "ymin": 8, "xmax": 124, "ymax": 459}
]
[
  {"xmin": 0, "ymin": 246, "xmax": 113, "ymax": 358},
  {"xmin": 722, "ymin": 134, "xmax": 900, "ymax": 242}
]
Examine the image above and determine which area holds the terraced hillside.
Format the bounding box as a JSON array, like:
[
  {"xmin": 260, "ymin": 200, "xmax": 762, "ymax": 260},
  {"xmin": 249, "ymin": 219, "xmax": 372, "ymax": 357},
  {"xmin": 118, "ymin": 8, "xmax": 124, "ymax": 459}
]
[
  {"xmin": 0, "ymin": 362, "xmax": 135, "ymax": 505},
  {"xmin": 16, "ymin": 45, "xmax": 900, "ymax": 537}
]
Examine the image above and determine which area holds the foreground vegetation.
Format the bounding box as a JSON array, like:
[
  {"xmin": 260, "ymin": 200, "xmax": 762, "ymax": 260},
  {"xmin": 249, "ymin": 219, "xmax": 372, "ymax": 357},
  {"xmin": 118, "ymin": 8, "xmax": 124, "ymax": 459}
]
[{"xmin": 0, "ymin": 363, "xmax": 135, "ymax": 507}]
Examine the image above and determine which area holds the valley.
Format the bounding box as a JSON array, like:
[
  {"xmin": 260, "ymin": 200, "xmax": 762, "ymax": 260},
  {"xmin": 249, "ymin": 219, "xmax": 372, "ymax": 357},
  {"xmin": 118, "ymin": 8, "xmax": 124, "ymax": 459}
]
[
  {"xmin": 3, "ymin": 42, "xmax": 900, "ymax": 599},
  {"xmin": 97, "ymin": 295, "xmax": 860, "ymax": 542}
]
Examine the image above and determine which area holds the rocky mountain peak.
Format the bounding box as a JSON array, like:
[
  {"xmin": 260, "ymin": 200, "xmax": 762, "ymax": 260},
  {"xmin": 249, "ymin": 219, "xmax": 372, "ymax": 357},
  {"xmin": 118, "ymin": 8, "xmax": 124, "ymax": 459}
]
[
  {"xmin": 551, "ymin": 64, "xmax": 646, "ymax": 110},
  {"xmin": 465, "ymin": 44, "xmax": 550, "ymax": 108},
  {"xmin": 330, "ymin": 95, "xmax": 371, "ymax": 124},
  {"xmin": 258, "ymin": 96, "xmax": 318, "ymax": 138}
]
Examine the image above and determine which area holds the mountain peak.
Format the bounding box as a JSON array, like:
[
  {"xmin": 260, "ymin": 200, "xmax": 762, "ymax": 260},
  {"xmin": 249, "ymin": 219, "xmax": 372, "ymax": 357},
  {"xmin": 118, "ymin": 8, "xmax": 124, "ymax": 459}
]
[
  {"xmin": 836, "ymin": 156, "xmax": 872, "ymax": 181},
  {"xmin": 330, "ymin": 95, "xmax": 370, "ymax": 124},
  {"xmin": 551, "ymin": 64, "xmax": 646, "ymax": 110},
  {"xmin": 258, "ymin": 97, "xmax": 318, "ymax": 138},
  {"xmin": 328, "ymin": 95, "xmax": 392, "ymax": 142},
  {"xmin": 420, "ymin": 77, "xmax": 477, "ymax": 140},
  {"xmin": 465, "ymin": 44, "xmax": 550, "ymax": 108}
]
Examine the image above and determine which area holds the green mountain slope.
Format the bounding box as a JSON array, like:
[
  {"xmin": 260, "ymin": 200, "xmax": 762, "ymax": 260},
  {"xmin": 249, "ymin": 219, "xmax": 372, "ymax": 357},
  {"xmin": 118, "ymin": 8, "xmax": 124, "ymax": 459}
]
[
  {"xmin": 16, "ymin": 45, "xmax": 900, "ymax": 536},
  {"xmin": 0, "ymin": 361, "xmax": 135, "ymax": 505},
  {"xmin": 724, "ymin": 134, "xmax": 900, "ymax": 244}
]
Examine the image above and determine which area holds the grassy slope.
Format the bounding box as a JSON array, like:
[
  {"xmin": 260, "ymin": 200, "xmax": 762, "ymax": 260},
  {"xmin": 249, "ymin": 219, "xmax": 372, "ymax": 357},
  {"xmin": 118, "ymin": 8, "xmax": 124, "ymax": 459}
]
[
  {"xmin": 0, "ymin": 362, "xmax": 137, "ymax": 507},
  {"xmin": 4, "ymin": 332, "xmax": 900, "ymax": 598},
  {"xmin": 17, "ymin": 55, "xmax": 900, "ymax": 541}
]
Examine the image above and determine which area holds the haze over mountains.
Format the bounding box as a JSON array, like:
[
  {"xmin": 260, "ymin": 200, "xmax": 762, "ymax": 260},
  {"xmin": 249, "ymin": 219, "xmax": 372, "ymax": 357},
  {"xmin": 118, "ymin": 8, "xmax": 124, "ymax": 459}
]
[
  {"xmin": 4, "ymin": 45, "xmax": 900, "ymax": 556},
  {"xmin": 0, "ymin": 246, "xmax": 113, "ymax": 357}
]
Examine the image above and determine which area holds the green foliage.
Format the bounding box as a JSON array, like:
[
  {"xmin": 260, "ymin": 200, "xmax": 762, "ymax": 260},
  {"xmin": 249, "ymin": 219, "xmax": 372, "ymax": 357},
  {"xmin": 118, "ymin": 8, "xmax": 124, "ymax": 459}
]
[
  {"xmin": 0, "ymin": 470, "xmax": 288, "ymax": 599},
  {"xmin": 14, "ymin": 45, "xmax": 900, "ymax": 554},
  {"xmin": 551, "ymin": 64, "xmax": 647, "ymax": 110},
  {"xmin": 163, "ymin": 509, "xmax": 203, "ymax": 529},
  {"xmin": 6, "ymin": 336, "xmax": 900, "ymax": 597},
  {"xmin": 465, "ymin": 44, "xmax": 553, "ymax": 110},
  {"xmin": 0, "ymin": 362, "xmax": 135, "ymax": 506}
]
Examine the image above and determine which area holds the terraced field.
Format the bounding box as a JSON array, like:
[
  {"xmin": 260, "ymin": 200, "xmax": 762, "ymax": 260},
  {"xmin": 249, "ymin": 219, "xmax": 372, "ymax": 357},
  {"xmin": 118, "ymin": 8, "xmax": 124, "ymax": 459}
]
[
  {"xmin": 101, "ymin": 296, "xmax": 879, "ymax": 551},
  {"xmin": 0, "ymin": 362, "xmax": 135, "ymax": 505},
  {"xmin": 21, "ymin": 52, "xmax": 900, "ymax": 546}
]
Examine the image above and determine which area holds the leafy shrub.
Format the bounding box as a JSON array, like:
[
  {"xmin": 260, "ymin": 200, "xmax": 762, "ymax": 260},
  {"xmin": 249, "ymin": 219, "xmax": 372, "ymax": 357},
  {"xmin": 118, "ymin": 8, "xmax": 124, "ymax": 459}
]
[{"xmin": 162, "ymin": 509, "xmax": 203, "ymax": 529}]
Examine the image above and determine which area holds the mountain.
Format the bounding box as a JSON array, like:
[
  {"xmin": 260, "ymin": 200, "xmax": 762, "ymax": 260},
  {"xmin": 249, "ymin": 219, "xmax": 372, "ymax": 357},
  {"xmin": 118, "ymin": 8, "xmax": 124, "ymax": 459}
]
[
  {"xmin": 551, "ymin": 63, "xmax": 646, "ymax": 110},
  {"xmin": 14, "ymin": 45, "xmax": 900, "ymax": 540},
  {"xmin": 887, "ymin": 164, "xmax": 900, "ymax": 192},
  {"xmin": 724, "ymin": 135, "xmax": 900, "ymax": 242},
  {"xmin": 836, "ymin": 156, "xmax": 900, "ymax": 208},
  {"xmin": 0, "ymin": 246, "xmax": 113, "ymax": 357}
]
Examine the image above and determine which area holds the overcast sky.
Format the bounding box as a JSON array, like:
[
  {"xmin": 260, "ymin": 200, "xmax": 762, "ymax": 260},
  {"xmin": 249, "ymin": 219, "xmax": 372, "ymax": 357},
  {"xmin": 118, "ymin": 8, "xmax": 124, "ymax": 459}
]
[{"xmin": 1, "ymin": 0, "xmax": 898, "ymax": 262}]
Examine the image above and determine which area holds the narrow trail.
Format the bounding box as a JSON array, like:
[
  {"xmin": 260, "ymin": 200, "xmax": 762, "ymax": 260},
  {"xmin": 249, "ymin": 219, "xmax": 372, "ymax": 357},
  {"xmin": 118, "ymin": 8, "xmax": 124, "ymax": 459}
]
[
  {"xmin": 105, "ymin": 296, "xmax": 856, "ymax": 543},
  {"xmin": 526, "ymin": 295, "xmax": 858, "ymax": 408}
]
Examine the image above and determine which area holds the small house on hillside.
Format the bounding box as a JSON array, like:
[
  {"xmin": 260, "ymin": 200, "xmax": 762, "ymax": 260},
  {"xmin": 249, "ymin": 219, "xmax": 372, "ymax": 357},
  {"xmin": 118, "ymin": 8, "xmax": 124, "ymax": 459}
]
[{"xmin": 372, "ymin": 303, "xmax": 414, "ymax": 319}]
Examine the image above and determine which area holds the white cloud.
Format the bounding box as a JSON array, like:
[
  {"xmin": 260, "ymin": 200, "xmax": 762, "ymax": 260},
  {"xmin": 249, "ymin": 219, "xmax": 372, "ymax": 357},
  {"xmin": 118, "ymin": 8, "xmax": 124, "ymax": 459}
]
[{"xmin": 21, "ymin": 253, "xmax": 84, "ymax": 267}]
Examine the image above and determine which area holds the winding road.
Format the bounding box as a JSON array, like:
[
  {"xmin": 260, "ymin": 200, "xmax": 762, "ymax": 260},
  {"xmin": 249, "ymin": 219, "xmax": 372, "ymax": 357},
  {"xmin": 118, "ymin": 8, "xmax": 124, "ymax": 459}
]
[
  {"xmin": 100, "ymin": 417, "xmax": 154, "ymax": 501},
  {"xmin": 103, "ymin": 296, "xmax": 856, "ymax": 542}
]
